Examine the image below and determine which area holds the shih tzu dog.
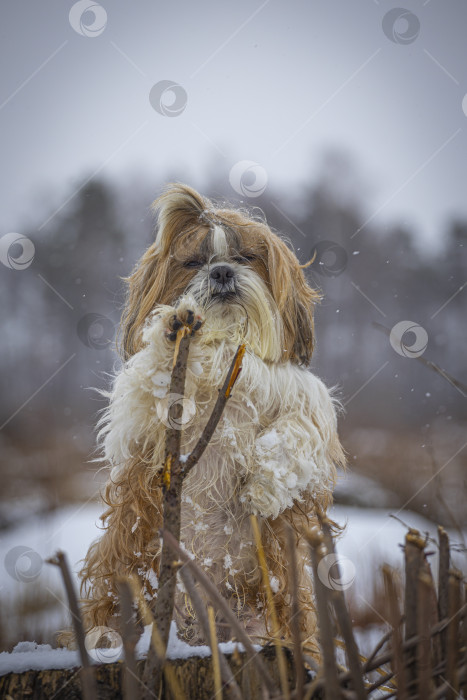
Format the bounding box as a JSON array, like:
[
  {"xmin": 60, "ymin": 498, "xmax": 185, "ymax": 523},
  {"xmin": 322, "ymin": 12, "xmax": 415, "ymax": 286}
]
[{"xmin": 79, "ymin": 183, "xmax": 345, "ymax": 652}]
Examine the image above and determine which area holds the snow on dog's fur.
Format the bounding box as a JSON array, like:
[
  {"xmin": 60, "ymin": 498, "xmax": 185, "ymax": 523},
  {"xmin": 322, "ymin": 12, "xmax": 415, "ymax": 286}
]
[{"xmin": 77, "ymin": 183, "xmax": 345, "ymax": 651}]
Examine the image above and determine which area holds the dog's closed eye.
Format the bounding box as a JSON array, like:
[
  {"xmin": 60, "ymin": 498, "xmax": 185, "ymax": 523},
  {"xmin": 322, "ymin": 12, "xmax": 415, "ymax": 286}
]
[
  {"xmin": 231, "ymin": 253, "xmax": 257, "ymax": 264},
  {"xmin": 183, "ymin": 259, "xmax": 205, "ymax": 268}
]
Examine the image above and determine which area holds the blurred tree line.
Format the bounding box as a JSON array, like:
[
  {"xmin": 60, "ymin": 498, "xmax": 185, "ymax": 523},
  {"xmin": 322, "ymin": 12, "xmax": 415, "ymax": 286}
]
[{"xmin": 1, "ymin": 152, "xmax": 466, "ymax": 520}]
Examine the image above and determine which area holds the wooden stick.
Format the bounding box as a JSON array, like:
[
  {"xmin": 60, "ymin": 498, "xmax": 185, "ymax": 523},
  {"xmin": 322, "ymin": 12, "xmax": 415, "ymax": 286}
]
[
  {"xmin": 284, "ymin": 524, "xmax": 305, "ymax": 699},
  {"xmin": 176, "ymin": 565, "xmax": 242, "ymax": 700},
  {"xmin": 117, "ymin": 578, "xmax": 139, "ymax": 700},
  {"xmin": 251, "ymin": 514, "xmax": 290, "ymax": 700},
  {"xmin": 404, "ymin": 529, "xmax": 426, "ymax": 689},
  {"xmin": 161, "ymin": 528, "xmax": 279, "ymax": 697},
  {"xmin": 383, "ymin": 564, "xmax": 406, "ymax": 700},
  {"xmin": 417, "ymin": 571, "xmax": 433, "ymax": 700},
  {"xmin": 446, "ymin": 569, "xmax": 462, "ymax": 700},
  {"xmin": 318, "ymin": 514, "xmax": 366, "ymax": 700},
  {"xmin": 438, "ymin": 526, "xmax": 450, "ymax": 662},
  {"xmin": 47, "ymin": 551, "xmax": 97, "ymax": 700},
  {"xmin": 304, "ymin": 527, "xmax": 340, "ymax": 700}
]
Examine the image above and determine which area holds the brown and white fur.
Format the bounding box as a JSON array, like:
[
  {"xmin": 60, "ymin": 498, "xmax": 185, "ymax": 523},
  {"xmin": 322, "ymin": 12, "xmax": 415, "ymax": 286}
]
[{"xmin": 78, "ymin": 183, "xmax": 345, "ymax": 652}]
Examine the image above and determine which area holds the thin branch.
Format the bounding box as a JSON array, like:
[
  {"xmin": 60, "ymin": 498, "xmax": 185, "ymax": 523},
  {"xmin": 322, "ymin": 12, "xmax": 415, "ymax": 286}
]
[
  {"xmin": 183, "ymin": 344, "xmax": 245, "ymax": 475},
  {"xmin": 373, "ymin": 321, "xmax": 467, "ymax": 395},
  {"xmin": 161, "ymin": 528, "xmax": 279, "ymax": 697},
  {"xmin": 47, "ymin": 551, "xmax": 97, "ymax": 700}
]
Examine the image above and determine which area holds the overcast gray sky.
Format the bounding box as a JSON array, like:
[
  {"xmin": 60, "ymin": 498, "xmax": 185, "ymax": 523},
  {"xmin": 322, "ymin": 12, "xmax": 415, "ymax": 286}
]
[{"xmin": 1, "ymin": 0, "xmax": 466, "ymax": 244}]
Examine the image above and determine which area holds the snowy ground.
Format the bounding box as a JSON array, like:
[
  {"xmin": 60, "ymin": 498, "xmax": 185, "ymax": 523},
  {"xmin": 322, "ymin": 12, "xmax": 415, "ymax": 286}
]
[{"xmin": 0, "ymin": 499, "xmax": 465, "ymax": 675}]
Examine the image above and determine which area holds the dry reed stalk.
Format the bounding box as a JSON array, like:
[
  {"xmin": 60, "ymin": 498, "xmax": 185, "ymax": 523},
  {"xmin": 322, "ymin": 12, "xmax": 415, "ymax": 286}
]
[
  {"xmin": 383, "ymin": 564, "xmax": 406, "ymax": 700},
  {"xmin": 208, "ymin": 606, "xmax": 222, "ymax": 699},
  {"xmin": 304, "ymin": 527, "xmax": 340, "ymax": 700},
  {"xmin": 318, "ymin": 514, "xmax": 366, "ymax": 700},
  {"xmin": 47, "ymin": 551, "xmax": 97, "ymax": 700},
  {"xmin": 284, "ymin": 524, "xmax": 305, "ymax": 699},
  {"xmin": 250, "ymin": 514, "xmax": 291, "ymax": 700},
  {"xmin": 417, "ymin": 571, "xmax": 433, "ymax": 699},
  {"xmin": 117, "ymin": 578, "xmax": 139, "ymax": 700},
  {"xmin": 446, "ymin": 569, "xmax": 462, "ymax": 700},
  {"xmin": 404, "ymin": 529, "xmax": 426, "ymax": 691},
  {"xmin": 438, "ymin": 526, "xmax": 450, "ymax": 662}
]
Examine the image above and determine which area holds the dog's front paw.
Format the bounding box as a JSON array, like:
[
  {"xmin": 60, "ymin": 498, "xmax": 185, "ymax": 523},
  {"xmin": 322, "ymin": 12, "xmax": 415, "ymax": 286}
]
[{"xmin": 163, "ymin": 299, "xmax": 204, "ymax": 341}]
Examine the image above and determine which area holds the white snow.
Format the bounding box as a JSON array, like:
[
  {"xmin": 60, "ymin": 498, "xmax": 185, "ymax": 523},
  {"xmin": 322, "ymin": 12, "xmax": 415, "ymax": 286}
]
[{"xmin": 0, "ymin": 622, "xmax": 260, "ymax": 676}]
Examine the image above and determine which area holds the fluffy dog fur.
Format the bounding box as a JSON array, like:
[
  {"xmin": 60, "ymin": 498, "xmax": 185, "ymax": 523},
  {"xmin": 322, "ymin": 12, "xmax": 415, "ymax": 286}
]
[{"xmin": 79, "ymin": 183, "xmax": 345, "ymax": 651}]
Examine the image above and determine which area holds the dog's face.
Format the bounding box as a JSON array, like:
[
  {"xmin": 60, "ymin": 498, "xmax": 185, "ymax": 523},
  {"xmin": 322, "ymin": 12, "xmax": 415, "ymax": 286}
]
[{"xmin": 121, "ymin": 184, "xmax": 320, "ymax": 365}]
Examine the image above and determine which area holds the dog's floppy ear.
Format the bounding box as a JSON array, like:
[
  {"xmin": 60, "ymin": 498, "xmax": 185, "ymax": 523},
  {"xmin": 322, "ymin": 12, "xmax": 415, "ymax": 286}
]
[
  {"xmin": 265, "ymin": 232, "xmax": 320, "ymax": 365},
  {"xmin": 119, "ymin": 184, "xmax": 207, "ymax": 359},
  {"xmin": 152, "ymin": 182, "xmax": 207, "ymax": 255}
]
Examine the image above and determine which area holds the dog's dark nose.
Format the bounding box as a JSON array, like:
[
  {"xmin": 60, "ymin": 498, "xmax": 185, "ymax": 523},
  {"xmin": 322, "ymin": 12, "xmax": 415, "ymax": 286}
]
[{"xmin": 210, "ymin": 265, "xmax": 235, "ymax": 286}]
